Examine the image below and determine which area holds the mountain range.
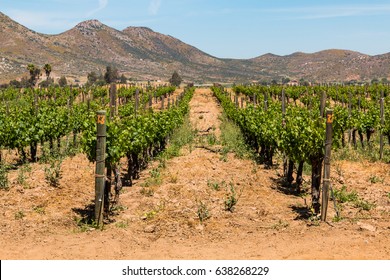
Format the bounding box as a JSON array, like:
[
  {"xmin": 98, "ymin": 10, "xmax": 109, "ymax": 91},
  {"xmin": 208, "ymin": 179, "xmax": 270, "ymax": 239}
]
[{"xmin": 1, "ymin": 11, "xmax": 390, "ymax": 84}]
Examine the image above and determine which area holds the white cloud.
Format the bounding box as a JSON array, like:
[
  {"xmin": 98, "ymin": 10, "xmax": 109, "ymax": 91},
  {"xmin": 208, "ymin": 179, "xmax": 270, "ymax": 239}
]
[
  {"xmin": 86, "ymin": 0, "xmax": 108, "ymax": 17},
  {"xmin": 105, "ymin": 19, "xmax": 157, "ymax": 29},
  {"xmin": 265, "ymin": 4, "xmax": 390, "ymax": 20},
  {"xmin": 148, "ymin": 0, "xmax": 162, "ymax": 16},
  {"xmin": 7, "ymin": 9, "xmax": 78, "ymax": 34}
]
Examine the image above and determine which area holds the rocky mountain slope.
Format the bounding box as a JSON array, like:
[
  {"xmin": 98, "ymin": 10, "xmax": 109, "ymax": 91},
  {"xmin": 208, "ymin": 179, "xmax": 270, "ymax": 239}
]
[{"xmin": 1, "ymin": 12, "xmax": 389, "ymax": 83}]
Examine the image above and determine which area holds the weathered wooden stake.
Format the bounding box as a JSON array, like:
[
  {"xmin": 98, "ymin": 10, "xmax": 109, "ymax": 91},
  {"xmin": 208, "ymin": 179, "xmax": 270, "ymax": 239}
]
[
  {"xmin": 321, "ymin": 110, "xmax": 333, "ymax": 221},
  {"xmin": 348, "ymin": 92, "xmax": 352, "ymax": 143},
  {"xmin": 109, "ymin": 83, "xmax": 117, "ymax": 120},
  {"xmin": 161, "ymin": 95, "xmax": 165, "ymax": 110},
  {"xmin": 135, "ymin": 89, "xmax": 139, "ymax": 116},
  {"xmin": 95, "ymin": 111, "xmax": 107, "ymax": 227},
  {"xmin": 282, "ymin": 89, "xmax": 288, "ymax": 177},
  {"xmin": 379, "ymin": 91, "xmax": 385, "ymax": 160},
  {"xmin": 281, "ymin": 89, "xmax": 286, "ymax": 115},
  {"xmin": 320, "ymin": 91, "xmax": 327, "ymax": 117},
  {"xmin": 148, "ymin": 94, "xmax": 152, "ymax": 109}
]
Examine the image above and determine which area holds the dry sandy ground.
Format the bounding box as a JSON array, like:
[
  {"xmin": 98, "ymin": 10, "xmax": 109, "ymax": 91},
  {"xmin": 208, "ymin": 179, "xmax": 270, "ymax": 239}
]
[{"xmin": 0, "ymin": 88, "xmax": 389, "ymax": 260}]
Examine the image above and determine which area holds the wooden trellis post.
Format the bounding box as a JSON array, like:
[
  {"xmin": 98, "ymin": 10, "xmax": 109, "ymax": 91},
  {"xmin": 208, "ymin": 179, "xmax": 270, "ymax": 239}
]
[
  {"xmin": 282, "ymin": 89, "xmax": 288, "ymax": 177},
  {"xmin": 148, "ymin": 94, "xmax": 152, "ymax": 109},
  {"xmin": 161, "ymin": 95, "xmax": 165, "ymax": 110},
  {"xmin": 109, "ymin": 83, "xmax": 117, "ymax": 119},
  {"xmin": 379, "ymin": 92, "xmax": 385, "ymax": 160},
  {"xmin": 135, "ymin": 89, "xmax": 139, "ymax": 116},
  {"xmin": 321, "ymin": 110, "xmax": 333, "ymax": 221},
  {"xmin": 320, "ymin": 91, "xmax": 327, "ymax": 117},
  {"xmin": 95, "ymin": 111, "xmax": 107, "ymax": 227},
  {"xmin": 281, "ymin": 89, "xmax": 286, "ymax": 115},
  {"xmin": 348, "ymin": 92, "xmax": 352, "ymax": 144}
]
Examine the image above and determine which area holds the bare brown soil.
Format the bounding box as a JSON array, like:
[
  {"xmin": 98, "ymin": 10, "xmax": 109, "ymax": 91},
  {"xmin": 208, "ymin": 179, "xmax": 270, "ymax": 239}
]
[{"xmin": 0, "ymin": 88, "xmax": 389, "ymax": 260}]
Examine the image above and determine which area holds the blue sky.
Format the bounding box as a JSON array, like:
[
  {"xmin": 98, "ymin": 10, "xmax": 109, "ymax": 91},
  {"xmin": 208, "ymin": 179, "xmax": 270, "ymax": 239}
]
[{"xmin": 1, "ymin": 0, "xmax": 390, "ymax": 58}]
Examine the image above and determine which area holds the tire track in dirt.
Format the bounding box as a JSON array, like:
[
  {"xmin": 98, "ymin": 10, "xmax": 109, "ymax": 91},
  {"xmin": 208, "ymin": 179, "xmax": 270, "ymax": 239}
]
[{"xmin": 113, "ymin": 87, "xmax": 295, "ymax": 258}]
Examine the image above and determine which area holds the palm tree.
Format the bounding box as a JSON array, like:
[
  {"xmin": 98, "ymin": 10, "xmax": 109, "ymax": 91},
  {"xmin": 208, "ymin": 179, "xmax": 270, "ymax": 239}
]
[
  {"xmin": 43, "ymin": 64, "xmax": 52, "ymax": 81},
  {"xmin": 27, "ymin": 64, "xmax": 36, "ymax": 76},
  {"xmin": 27, "ymin": 64, "xmax": 41, "ymax": 87}
]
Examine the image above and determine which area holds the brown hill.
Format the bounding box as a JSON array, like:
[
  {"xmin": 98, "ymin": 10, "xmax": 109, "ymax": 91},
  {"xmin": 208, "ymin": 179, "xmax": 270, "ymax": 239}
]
[
  {"xmin": 248, "ymin": 49, "xmax": 390, "ymax": 82},
  {"xmin": 1, "ymin": 12, "xmax": 390, "ymax": 84}
]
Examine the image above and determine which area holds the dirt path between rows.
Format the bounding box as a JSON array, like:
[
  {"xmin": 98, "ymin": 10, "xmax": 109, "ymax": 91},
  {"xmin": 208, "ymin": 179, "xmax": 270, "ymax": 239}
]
[{"xmin": 1, "ymin": 88, "xmax": 389, "ymax": 260}]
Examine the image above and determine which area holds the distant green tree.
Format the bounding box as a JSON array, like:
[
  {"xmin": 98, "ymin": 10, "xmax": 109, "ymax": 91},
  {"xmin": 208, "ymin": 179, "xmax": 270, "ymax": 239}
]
[
  {"xmin": 104, "ymin": 66, "xmax": 119, "ymax": 84},
  {"xmin": 260, "ymin": 80, "xmax": 268, "ymax": 86},
  {"xmin": 87, "ymin": 71, "xmax": 98, "ymax": 85},
  {"xmin": 98, "ymin": 72, "xmax": 105, "ymax": 81},
  {"xmin": 43, "ymin": 64, "xmax": 52, "ymax": 81},
  {"xmin": 58, "ymin": 76, "xmax": 68, "ymax": 87},
  {"xmin": 299, "ymin": 78, "xmax": 310, "ymax": 86},
  {"xmin": 95, "ymin": 80, "xmax": 107, "ymax": 86},
  {"xmin": 20, "ymin": 77, "xmax": 31, "ymax": 88},
  {"xmin": 282, "ymin": 77, "xmax": 290, "ymax": 84},
  {"xmin": 39, "ymin": 78, "xmax": 54, "ymax": 88},
  {"xmin": 169, "ymin": 71, "xmax": 182, "ymax": 87},
  {"xmin": 120, "ymin": 74, "xmax": 127, "ymax": 84},
  {"xmin": 27, "ymin": 64, "xmax": 41, "ymax": 87},
  {"xmin": 9, "ymin": 80, "xmax": 21, "ymax": 88}
]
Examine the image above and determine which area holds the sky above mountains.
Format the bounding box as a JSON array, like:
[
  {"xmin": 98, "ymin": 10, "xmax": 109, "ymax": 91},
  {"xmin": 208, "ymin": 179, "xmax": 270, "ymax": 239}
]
[{"xmin": 1, "ymin": 0, "xmax": 390, "ymax": 59}]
